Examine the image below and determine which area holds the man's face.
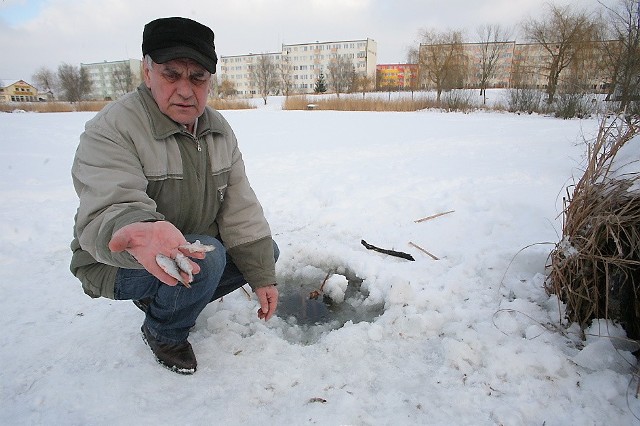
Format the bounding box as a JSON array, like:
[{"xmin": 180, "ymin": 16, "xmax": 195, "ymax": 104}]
[{"xmin": 143, "ymin": 58, "xmax": 211, "ymax": 129}]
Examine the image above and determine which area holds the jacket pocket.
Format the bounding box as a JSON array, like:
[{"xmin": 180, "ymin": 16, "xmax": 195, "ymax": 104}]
[
  {"xmin": 217, "ymin": 184, "xmax": 228, "ymax": 202},
  {"xmin": 210, "ymin": 167, "xmax": 230, "ymax": 203}
]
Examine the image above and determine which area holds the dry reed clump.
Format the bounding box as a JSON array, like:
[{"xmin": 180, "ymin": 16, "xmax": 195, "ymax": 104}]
[
  {"xmin": 0, "ymin": 101, "xmax": 107, "ymax": 113},
  {"xmin": 0, "ymin": 102, "xmax": 75, "ymax": 113},
  {"xmin": 283, "ymin": 95, "xmax": 439, "ymax": 112},
  {"xmin": 0, "ymin": 98, "xmax": 254, "ymax": 113},
  {"xmin": 74, "ymin": 101, "xmax": 109, "ymax": 112},
  {"xmin": 207, "ymin": 98, "xmax": 256, "ymax": 110},
  {"xmin": 547, "ymin": 115, "xmax": 640, "ymax": 341}
]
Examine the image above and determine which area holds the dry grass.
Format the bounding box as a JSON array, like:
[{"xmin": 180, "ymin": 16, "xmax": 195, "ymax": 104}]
[
  {"xmin": 0, "ymin": 97, "xmax": 255, "ymax": 114},
  {"xmin": 0, "ymin": 101, "xmax": 107, "ymax": 113},
  {"xmin": 75, "ymin": 101, "xmax": 109, "ymax": 112},
  {"xmin": 207, "ymin": 98, "xmax": 256, "ymax": 110},
  {"xmin": 547, "ymin": 115, "xmax": 640, "ymax": 340},
  {"xmin": 283, "ymin": 95, "xmax": 440, "ymax": 112}
]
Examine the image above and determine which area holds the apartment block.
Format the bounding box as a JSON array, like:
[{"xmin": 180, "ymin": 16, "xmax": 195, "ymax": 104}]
[
  {"xmin": 219, "ymin": 52, "xmax": 284, "ymax": 96},
  {"xmin": 219, "ymin": 38, "xmax": 377, "ymax": 96},
  {"xmin": 464, "ymin": 41, "xmax": 516, "ymax": 89},
  {"xmin": 81, "ymin": 59, "xmax": 142, "ymax": 100}
]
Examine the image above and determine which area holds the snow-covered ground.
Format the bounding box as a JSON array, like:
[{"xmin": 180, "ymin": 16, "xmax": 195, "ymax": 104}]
[{"xmin": 1, "ymin": 97, "xmax": 638, "ymax": 425}]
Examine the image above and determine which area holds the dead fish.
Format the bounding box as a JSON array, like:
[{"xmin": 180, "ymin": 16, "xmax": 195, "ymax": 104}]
[
  {"xmin": 180, "ymin": 240, "xmax": 215, "ymax": 253},
  {"xmin": 156, "ymin": 253, "xmax": 192, "ymax": 288},
  {"xmin": 174, "ymin": 252, "xmax": 194, "ymax": 283}
]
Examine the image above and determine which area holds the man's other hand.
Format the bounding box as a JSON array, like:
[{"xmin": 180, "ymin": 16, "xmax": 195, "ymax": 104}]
[{"xmin": 255, "ymin": 285, "xmax": 278, "ymax": 321}]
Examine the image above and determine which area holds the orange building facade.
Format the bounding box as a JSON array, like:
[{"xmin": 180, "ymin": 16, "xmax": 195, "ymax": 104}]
[{"xmin": 376, "ymin": 64, "xmax": 419, "ymax": 90}]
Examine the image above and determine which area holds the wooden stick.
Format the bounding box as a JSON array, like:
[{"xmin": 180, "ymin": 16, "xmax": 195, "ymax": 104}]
[
  {"xmin": 414, "ymin": 210, "xmax": 455, "ymax": 223},
  {"xmin": 241, "ymin": 286, "xmax": 252, "ymax": 300},
  {"xmin": 361, "ymin": 240, "xmax": 415, "ymax": 261},
  {"xmin": 408, "ymin": 241, "xmax": 439, "ymax": 260},
  {"xmin": 310, "ymin": 270, "xmax": 333, "ymax": 299}
]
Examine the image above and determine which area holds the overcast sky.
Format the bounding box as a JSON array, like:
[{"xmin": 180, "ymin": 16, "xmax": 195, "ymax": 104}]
[{"xmin": 0, "ymin": 0, "xmax": 619, "ymax": 83}]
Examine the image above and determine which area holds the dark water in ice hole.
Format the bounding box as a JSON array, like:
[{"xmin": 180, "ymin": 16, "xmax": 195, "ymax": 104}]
[{"xmin": 277, "ymin": 275, "xmax": 385, "ymax": 329}]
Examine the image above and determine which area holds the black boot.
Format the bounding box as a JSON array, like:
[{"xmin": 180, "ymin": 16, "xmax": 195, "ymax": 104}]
[
  {"xmin": 141, "ymin": 324, "xmax": 197, "ymax": 375},
  {"xmin": 133, "ymin": 298, "xmax": 152, "ymax": 313}
]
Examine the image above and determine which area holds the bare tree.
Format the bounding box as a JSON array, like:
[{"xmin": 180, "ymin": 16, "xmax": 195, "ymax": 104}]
[
  {"xmin": 407, "ymin": 46, "xmax": 420, "ymax": 64},
  {"xmin": 219, "ymin": 78, "xmax": 237, "ymax": 98},
  {"xmin": 354, "ymin": 73, "xmax": 373, "ymax": 98},
  {"xmin": 32, "ymin": 66, "xmax": 58, "ymax": 98},
  {"xmin": 602, "ymin": 0, "xmax": 640, "ymax": 113},
  {"xmin": 417, "ymin": 29, "xmax": 468, "ymax": 103},
  {"xmin": 405, "ymin": 48, "xmax": 421, "ymax": 100},
  {"xmin": 523, "ymin": 4, "xmax": 600, "ymax": 104},
  {"xmin": 112, "ymin": 62, "xmax": 136, "ymax": 98},
  {"xmin": 57, "ymin": 63, "xmax": 92, "ymax": 102},
  {"xmin": 209, "ymin": 76, "xmax": 219, "ymax": 98},
  {"xmin": 377, "ymin": 68, "xmax": 395, "ymax": 100},
  {"xmin": 327, "ymin": 54, "xmax": 355, "ymax": 97},
  {"xmin": 476, "ymin": 24, "xmax": 512, "ymax": 104},
  {"xmin": 250, "ymin": 54, "xmax": 278, "ymax": 105},
  {"xmin": 278, "ymin": 53, "xmax": 294, "ymax": 97}
]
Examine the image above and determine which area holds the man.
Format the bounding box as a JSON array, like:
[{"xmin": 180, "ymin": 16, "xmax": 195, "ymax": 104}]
[{"xmin": 70, "ymin": 17, "xmax": 279, "ymax": 375}]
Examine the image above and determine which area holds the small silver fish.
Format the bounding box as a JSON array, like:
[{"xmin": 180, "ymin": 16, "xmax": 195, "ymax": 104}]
[
  {"xmin": 156, "ymin": 253, "xmax": 192, "ymax": 288},
  {"xmin": 174, "ymin": 252, "xmax": 193, "ymax": 283},
  {"xmin": 179, "ymin": 240, "xmax": 215, "ymax": 253}
]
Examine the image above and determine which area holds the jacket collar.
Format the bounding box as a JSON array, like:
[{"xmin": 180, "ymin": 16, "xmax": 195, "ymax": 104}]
[{"xmin": 136, "ymin": 84, "xmax": 228, "ymax": 139}]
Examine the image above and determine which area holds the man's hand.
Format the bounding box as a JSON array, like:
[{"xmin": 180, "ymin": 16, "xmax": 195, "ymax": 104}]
[
  {"xmin": 108, "ymin": 221, "xmax": 204, "ymax": 285},
  {"xmin": 255, "ymin": 285, "xmax": 278, "ymax": 321}
]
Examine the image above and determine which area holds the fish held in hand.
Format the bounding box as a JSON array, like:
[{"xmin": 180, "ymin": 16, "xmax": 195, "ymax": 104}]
[
  {"xmin": 174, "ymin": 252, "xmax": 194, "ymax": 283},
  {"xmin": 156, "ymin": 253, "xmax": 192, "ymax": 288},
  {"xmin": 179, "ymin": 240, "xmax": 215, "ymax": 253}
]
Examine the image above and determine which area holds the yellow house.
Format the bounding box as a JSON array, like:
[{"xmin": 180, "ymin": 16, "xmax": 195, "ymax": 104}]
[{"xmin": 0, "ymin": 80, "xmax": 39, "ymax": 102}]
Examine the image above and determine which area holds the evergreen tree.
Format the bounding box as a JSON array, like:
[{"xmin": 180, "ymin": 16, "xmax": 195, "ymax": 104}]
[{"xmin": 314, "ymin": 73, "xmax": 327, "ymax": 93}]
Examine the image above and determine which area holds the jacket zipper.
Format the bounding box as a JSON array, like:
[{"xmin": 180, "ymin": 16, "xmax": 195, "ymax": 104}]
[{"xmin": 185, "ymin": 131, "xmax": 202, "ymax": 152}]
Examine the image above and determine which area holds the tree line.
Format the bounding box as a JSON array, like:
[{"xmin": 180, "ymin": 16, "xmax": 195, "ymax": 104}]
[
  {"xmin": 219, "ymin": 1, "xmax": 639, "ymax": 114},
  {"xmin": 407, "ymin": 0, "xmax": 639, "ymax": 114},
  {"xmin": 31, "ymin": 61, "xmax": 137, "ymax": 102},
  {"xmin": 27, "ymin": 0, "xmax": 640, "ymax": 115}
]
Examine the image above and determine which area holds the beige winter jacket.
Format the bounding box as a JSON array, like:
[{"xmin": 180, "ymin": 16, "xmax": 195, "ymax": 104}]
[{"xmin": 70, "ymin": 84, "xmax": 275, "ymax": 298}]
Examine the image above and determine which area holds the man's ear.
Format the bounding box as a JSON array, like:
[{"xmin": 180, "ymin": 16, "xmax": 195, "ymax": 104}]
[{"xmin": 142, "ymin": 60, "xmax": 152, "ymax": 88}]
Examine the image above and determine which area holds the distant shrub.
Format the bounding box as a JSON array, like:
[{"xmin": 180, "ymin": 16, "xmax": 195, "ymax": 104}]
[
  {"xmin": 0, "ymin": 98, "xmax": 255, "ymax": 114},
  {"xmin": 553, "ymin": 92, "xmax": 594, "ymax": 119},
  {"xmin": 0, "ymin": 101, "xmax": 107, "ymax": 113},
  {"xmin": 442, "ymin": 90, "xmax": 477, "ymax": 113},
  {"xmin": 75, "ymin": 101, "xmax": 108, "ymax": 112},
  {"xmin": 283, "ymin": 96, "xmax": 313, "ymax": 110},
  {"xmin": 506, "ymin": 88, "xmax": 544, "ymax": 114},
  {"xmin": 0, "ymin": 102, "xmax": 71, "ymax": 113},
  {"xmin": 208, "ymin": 99, "xmax": 255, "ymax": 110},
  {"xmin": 282, "ymin": 95, "xmax": 439, "ymax": 112}
]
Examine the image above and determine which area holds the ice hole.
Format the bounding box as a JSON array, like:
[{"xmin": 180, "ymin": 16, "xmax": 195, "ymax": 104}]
[{"xmin": 276, "ymin": 274, "xmax": 384, "ymax": 345}]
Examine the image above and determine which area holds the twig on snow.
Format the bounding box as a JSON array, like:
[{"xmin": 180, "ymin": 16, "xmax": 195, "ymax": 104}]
[
  {"xmin": 361, "ymin": 240, "xmax": 415, "ymax": 261},
  {"xmin": 414, "ymin": 210, "xmax": 455, "ymax": 223},
  {"xmin": 408, "ymin": 241, "xmax": 439, "ymax": 260}
]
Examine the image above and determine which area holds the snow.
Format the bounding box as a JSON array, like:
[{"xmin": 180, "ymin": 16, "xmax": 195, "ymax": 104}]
[
  {"xmin": 610, "ymin": 132, "xmax": 640, "ymax": 193},
  {"xmin": 1, "ymin": 97, "xmax": 639, "ymax": 425}
]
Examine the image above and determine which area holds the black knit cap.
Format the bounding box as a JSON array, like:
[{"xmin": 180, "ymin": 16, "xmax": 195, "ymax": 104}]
[{"xmin": 142, "ymin": 17, "xmax": 217, "ymax": 74}]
